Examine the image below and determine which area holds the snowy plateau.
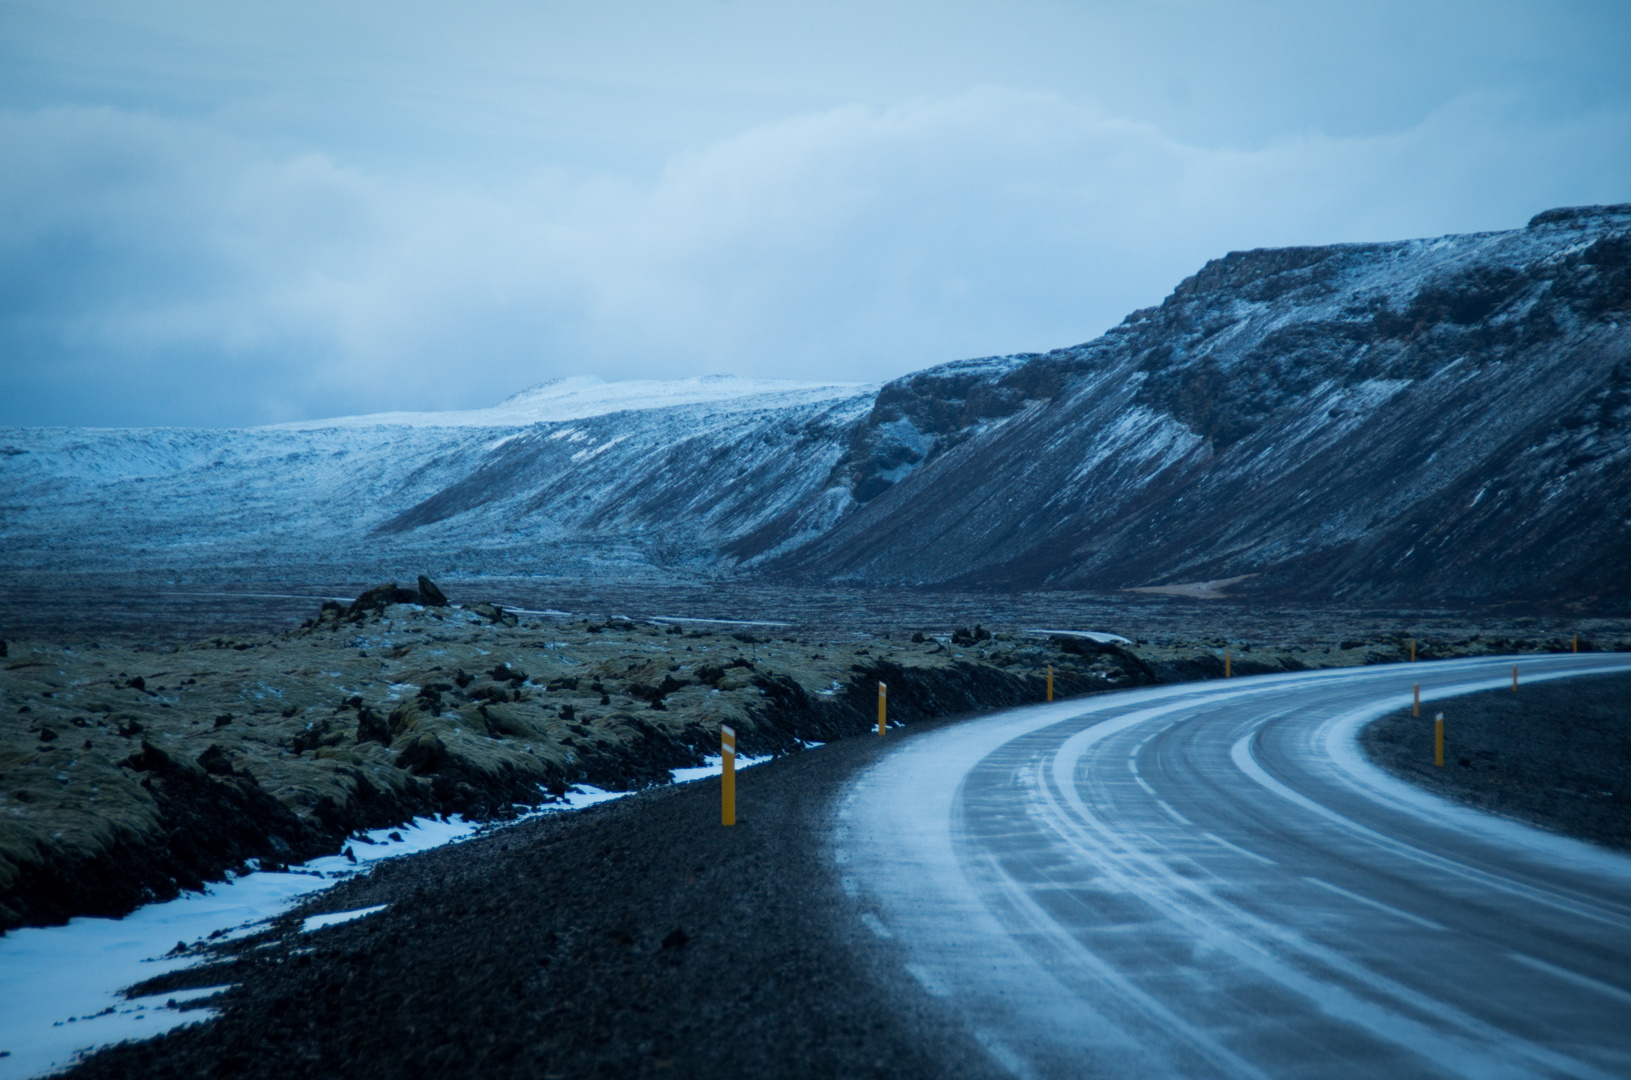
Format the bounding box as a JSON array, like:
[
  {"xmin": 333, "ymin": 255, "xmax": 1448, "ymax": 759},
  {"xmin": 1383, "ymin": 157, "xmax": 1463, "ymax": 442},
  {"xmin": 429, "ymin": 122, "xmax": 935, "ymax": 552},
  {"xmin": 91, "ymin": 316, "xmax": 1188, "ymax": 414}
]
[{"xmin": 3, "ymin": 205, "xmax": 1630, "ymax": 608}]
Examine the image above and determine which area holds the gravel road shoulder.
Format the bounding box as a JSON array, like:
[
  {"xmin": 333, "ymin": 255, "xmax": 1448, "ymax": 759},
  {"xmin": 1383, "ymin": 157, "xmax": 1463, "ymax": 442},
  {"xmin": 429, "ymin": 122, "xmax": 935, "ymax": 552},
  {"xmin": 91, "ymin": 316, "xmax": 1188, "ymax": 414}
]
[
  {"xmin": 58, "ymin": 721, "xmax": 1007, "ymax": 1080},
  {"xmin": 1362, "ymin": 669, "xmax": 1631, "ymax": 851}
]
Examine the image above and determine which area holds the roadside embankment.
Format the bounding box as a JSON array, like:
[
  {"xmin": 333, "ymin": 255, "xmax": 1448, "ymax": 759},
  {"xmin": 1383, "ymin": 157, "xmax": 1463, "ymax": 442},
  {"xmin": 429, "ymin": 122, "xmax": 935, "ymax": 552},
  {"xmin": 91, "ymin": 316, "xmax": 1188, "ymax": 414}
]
[
  {"xmin": 56, "ymin": 727, "xmax": 1006, "ymax": 1080},
  {"xmin": 1362, "ymin": 670, "xmax": 1631, "ymax": 851},
  {"xmin": 1, "ymin": 595, "xmax": 1138, "ymax": 931}
]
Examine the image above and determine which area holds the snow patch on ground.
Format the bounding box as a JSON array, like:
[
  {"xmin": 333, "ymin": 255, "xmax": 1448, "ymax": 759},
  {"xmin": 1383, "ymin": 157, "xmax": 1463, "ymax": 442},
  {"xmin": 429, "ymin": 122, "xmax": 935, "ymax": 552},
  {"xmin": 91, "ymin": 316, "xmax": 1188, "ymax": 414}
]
[
  {"xmin": 553, "ymin": 784, "xmax": 631, "ymax": 810},
  {"xmin": 300, "ymin": 905, "xmax": 388, "ymax": 934},
  {"xmin": 670, "ymin": 754, "xmax": 772, "ymax": 785},
  {"xmin": 0, "ymin": 814, "xmax": 494, "ymax": 1078}
]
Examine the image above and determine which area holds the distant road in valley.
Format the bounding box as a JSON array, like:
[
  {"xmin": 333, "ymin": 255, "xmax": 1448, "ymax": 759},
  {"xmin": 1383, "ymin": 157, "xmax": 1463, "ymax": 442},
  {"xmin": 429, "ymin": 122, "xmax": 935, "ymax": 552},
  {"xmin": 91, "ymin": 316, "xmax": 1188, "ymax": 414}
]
[{"xmin": 841, "ymin": 656, "xmax": 1631, "ymax": 1079}]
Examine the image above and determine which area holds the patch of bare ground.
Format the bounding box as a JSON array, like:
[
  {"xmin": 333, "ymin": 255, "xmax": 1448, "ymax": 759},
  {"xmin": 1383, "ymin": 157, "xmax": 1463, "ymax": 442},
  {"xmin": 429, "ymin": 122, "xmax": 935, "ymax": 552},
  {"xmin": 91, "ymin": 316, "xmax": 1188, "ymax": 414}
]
[
  {"xmin": 1362, "ymin": 671, "xmax": 1631, "ymax": 850},
  {"xmin": 1123, "ymin": 574, "xmax": 1259, "ymax": 599}
]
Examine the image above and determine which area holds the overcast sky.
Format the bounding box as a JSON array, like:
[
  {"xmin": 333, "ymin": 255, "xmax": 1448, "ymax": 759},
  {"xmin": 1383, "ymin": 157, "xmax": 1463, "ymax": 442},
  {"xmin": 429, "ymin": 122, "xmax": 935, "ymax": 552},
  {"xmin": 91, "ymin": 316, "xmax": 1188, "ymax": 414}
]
[{"xmin": 3, "ymin": 0, "xmax": 1629, "ymax": 427}]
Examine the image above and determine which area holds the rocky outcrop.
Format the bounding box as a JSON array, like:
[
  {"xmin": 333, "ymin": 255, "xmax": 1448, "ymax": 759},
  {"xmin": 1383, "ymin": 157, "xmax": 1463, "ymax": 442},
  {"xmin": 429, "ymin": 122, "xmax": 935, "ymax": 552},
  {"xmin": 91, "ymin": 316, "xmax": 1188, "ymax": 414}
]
[
  {"xmin": 416, "ymin": 575, "xmax": 449, "ymax": 606},
  {"xmin": 3, "ymin": 738, "xmax": 332, "ymax": 931}
]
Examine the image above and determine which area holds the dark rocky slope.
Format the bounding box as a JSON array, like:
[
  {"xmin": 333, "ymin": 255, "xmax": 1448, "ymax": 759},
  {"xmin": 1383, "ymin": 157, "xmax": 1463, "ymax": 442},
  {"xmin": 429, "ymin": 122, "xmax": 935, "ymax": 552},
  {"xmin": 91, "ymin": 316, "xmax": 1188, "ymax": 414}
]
[{"xmin": 760, "ymin": 205, "xmax": 1631, "ymax": 606}]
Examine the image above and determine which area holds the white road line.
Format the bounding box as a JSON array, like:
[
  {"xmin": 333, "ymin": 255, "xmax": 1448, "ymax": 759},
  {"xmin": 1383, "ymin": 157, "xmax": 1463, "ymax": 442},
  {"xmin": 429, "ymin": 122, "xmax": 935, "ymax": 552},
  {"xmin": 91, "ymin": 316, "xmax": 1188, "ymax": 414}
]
[
  {"xmin": 1302, "ymin": 877, "xmax": 1445, "ymax": 931},
  {"xmin": 1154, "ymin": 799, "xmax": 1192, "ymax": 825},
  {"xmin": 1201, "ymin": 832, "xmax": 1277, "ymax": 866},
  {"xmin": 1230, "ymin": 728, "xmax": 1631, "ymax": 931},
  {"xmin": 1507, "ymin": 953, "xmax": 1631, "ymax": 1008},
  {"xmin": 1047, "ymin": 717, "xmax": 1613, "ymax": 1080}
]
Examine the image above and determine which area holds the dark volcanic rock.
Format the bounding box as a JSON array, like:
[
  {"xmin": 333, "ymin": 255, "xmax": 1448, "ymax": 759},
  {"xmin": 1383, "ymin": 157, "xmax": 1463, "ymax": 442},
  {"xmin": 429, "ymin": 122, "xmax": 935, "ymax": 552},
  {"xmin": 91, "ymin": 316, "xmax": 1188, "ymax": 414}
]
[
  {"xmin": 195, "ymin": 744, "xmax": 236, "ymax": 776},
  {"xmin": 355, "ymin": 706, "xmax": 392, "ymax": 746},
  {"xmin": 1050, "ymin": 635, "xmax": 1159, "ymax": 684},
  {"xmin": 395, "ymin": 732, "xmax": 450, "ymax": 775},
  {"xmin": 489, "ymin": 663, "xmax": 527, "ymax": 685},
  {"xmin": 416, "ymin": 574, "xmax": 449, "ymax": 606},
  {"xmin": 469, "ymin": 602, "xmax": 517, "ymax": 627},
  {"xmin": 122, "ymin": 739, "xmax": 172, "ymax": 773},
  {"xmin": 347, "ymin": 583, "xmax": 419, "ymax": 617},
  {"xmin": 6, "ymin": 741, "xmax": 331, "ymax": 931}
]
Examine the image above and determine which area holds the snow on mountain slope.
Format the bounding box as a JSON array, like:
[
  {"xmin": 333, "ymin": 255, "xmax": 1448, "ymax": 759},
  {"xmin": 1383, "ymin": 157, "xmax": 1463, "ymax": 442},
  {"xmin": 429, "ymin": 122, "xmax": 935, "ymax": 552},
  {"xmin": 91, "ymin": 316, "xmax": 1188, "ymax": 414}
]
[
  {"xmin": 0, "ymin": 379, "xmax": 874, "ymax": 581},
  {"xmin": 274, "ymin": 375, "xmax": 867, "ymax": 429},
  {"xmin": 767, "ymin": 204, "xmax": 1631, "ymax": 606},
  {"xmin": 2, "ymin": 208, "xmax": 1627, "ymax": 607}
]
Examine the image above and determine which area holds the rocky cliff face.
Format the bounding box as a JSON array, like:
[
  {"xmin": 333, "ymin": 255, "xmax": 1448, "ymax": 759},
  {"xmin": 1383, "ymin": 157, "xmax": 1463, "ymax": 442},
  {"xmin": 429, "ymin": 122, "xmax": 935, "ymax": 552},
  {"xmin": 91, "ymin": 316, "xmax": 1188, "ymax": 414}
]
[
  {"xmin": 759, "ymin": 204, "xmax": 1631, "ymax": 607},
  {"xmin": 2, "ymin": 207, "xmax": 1627, "ymax": 607}
]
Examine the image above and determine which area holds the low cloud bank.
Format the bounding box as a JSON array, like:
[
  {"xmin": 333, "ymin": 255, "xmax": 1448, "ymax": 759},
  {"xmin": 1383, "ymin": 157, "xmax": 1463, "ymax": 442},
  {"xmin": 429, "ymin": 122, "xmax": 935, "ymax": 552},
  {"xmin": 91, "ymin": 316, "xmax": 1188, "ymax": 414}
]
[{"xmin": 3, "ymin": 88, "xmax": 1628, "ymax": 426}]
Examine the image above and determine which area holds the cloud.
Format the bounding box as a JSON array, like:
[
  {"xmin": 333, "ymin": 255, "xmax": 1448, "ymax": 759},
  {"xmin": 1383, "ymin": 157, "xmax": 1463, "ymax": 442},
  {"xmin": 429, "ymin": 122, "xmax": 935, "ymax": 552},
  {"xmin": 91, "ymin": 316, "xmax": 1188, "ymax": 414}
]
[{"xmin": 2, "ymin": 87, "xmax": 1628, "ymax": 426}]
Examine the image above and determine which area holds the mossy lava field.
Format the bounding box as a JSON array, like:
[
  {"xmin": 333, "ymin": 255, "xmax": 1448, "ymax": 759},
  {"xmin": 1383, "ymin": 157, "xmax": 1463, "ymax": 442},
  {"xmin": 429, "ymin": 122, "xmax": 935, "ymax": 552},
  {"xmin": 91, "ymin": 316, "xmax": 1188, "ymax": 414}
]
[{"xmin": 3, "ymin": 582, "xmax": 1622, "ymax": 933}]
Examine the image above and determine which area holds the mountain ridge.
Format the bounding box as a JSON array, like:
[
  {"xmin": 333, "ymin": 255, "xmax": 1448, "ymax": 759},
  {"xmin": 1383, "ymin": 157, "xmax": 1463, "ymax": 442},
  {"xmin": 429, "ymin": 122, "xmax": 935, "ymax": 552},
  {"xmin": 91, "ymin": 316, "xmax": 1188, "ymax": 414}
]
[
  {"xmin": 755, "ymin": 204, "xmax": 1631, "ymax": 605},
  {"xmin": 3, "ymin": 205, "xmax": 1627, "ymax": 608}
]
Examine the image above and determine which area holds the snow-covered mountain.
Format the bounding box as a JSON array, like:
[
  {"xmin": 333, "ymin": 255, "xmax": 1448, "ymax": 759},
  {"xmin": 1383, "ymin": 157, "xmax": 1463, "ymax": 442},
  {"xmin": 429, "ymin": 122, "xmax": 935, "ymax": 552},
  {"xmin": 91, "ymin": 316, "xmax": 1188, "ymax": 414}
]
[
  {"xmin": 766, "ymin": 203, "xmax": 1631, "ymax": 606},
  {"xmin": 3, "ymin": 206, "xmax": 1628, "ymax": 606},
  {"xmin": 0, "ymin": 377, "xmax": 876, "ymax": 581}
]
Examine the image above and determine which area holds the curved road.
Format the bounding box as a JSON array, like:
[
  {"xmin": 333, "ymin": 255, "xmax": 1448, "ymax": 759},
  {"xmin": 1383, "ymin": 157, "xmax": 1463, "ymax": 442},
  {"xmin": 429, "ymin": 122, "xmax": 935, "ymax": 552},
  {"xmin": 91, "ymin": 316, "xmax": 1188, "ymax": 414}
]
[{"xmin": 839, "ymin": 655, "xmax": 1631, "ymax": 1079}]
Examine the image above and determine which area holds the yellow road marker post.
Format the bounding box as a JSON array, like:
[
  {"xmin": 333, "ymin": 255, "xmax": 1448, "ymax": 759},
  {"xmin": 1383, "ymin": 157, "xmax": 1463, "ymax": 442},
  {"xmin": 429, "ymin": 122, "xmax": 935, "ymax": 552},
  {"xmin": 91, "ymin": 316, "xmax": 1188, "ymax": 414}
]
[
  {"xmin": 1409, "ymin": 639, "xmax": 1416, "ymax": 662},
  {"xmin": 877, "ymin": 681, "xmax": 887, "ymax": 735},
  {"xmin": 1573, "ymin": 633, "xmax": 1579, "ymax": 653},
  {"xmin": 1512, "ymin": 665, "xmax": 1519, "ymax": 692},
  {"xmin": 1413, "ymin": 684, "xmax": 1420, "ymax": 718},
  {"xmin": 1224, "ymin": 650, "xmax": 1231, "ymax": 679},
  {"xmin": 1046, "ymin": 665, "xmax": 1054, "ymax": 702},
  {"xmin": 721, "ymin": 724, "xmax": 736, "ymax": 827},
  {"xmin": 1434, "ymin": 712, "xmax": 1444, "ymax": 767}
]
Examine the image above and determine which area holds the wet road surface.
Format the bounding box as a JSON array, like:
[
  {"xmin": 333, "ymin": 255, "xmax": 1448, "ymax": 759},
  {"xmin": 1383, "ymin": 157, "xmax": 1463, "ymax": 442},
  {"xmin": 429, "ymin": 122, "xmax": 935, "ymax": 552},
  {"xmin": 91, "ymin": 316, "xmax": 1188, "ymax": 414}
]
[{"xmin": 840, "ymin": 656, "xmax": 1631, "ymax": 1079}]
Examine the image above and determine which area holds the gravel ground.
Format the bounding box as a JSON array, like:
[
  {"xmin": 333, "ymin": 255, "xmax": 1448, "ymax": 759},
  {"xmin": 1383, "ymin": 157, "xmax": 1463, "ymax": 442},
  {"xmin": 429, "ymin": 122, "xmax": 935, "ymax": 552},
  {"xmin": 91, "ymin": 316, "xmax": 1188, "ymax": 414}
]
[
  {"xmin": 57, "ymin": 720, "xmax": 1008, "ymax": 1080},
  {"xmin": 1362, "ymin": 670, "xmax": 1631, "ymax": 851}
]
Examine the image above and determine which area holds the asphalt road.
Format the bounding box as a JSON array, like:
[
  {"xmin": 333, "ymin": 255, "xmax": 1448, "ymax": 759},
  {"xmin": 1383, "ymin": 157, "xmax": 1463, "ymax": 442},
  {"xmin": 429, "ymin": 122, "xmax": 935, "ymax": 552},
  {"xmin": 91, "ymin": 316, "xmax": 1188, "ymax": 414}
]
[{"xmin": 840, "ymin": 655, "xmax": 1631, "ymax": 1079}]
